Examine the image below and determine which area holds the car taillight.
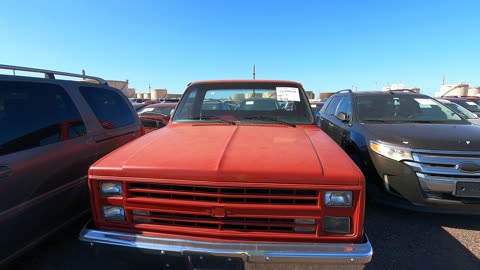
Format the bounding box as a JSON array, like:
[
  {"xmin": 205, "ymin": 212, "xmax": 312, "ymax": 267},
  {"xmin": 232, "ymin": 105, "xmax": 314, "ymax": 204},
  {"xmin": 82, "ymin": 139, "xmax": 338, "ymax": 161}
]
[{"xmin": 140, "ymin": 125, "xmax": 146, "ymax": 135}]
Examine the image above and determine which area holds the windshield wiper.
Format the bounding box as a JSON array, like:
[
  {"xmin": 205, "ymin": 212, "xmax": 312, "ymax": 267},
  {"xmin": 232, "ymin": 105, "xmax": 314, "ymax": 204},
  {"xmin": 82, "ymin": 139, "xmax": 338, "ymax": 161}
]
[
  {"xmin": 242, "ymin": 116, "xmax": 296, "ymax": 127},
  {"xmin": 186, "ymin": 116, "xmax": 236, "ymax": 125}
]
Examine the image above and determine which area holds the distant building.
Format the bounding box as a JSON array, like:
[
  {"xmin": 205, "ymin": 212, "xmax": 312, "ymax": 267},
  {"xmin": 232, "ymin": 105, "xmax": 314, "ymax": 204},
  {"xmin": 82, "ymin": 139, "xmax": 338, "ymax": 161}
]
[
  {"xmin": 434, "ymin": 83, "xmax": 480, "ymax": 97},
  {"xmin": 305, "ymin": 91, "xmax": 315, "ymax": 99},
  {"xmin": 382, "ymin": 84, "xmax": 421, "ymax": 93}
]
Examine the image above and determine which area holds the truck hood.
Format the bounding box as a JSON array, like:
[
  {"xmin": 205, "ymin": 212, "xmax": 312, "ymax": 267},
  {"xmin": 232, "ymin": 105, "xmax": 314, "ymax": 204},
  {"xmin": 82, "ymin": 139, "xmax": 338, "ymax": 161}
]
[
  {"xmin": 363, "ymin": 123, "xmax": 480, "ymax": 151},
  {"xmin": 91, "ymin": 125, "xmax": 362, "ymax": 185}
]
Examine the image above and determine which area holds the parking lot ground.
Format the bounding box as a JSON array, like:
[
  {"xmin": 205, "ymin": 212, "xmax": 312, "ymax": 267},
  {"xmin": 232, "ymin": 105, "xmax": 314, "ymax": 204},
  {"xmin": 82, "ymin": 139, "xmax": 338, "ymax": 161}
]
[{"xmin": 10, "ymin": 202, "xmax": 480, "ymax": 270}]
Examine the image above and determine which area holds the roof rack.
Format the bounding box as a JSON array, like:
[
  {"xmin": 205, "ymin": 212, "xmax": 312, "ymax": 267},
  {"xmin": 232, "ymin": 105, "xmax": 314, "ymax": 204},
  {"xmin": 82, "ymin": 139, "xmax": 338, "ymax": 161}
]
[
  {"xmin": 0, "ymin": 64, "xmax": 107, "ymax": 85},
  {"xmin": 336, "ymin": 89, "xmax": 352, "ymax": 94}
]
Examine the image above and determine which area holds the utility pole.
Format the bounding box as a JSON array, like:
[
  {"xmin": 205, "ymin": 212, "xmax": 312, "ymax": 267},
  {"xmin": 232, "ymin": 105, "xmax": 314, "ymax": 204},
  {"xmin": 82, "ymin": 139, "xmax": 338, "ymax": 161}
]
[{"xmin": 253, "ymin": 64, "xmax": 256, "ymax": 80}]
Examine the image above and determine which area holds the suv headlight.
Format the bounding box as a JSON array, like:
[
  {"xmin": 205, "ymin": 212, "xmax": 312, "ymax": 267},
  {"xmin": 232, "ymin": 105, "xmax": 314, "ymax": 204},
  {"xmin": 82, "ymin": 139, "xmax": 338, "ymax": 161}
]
[
  {"xmin": 370, "ymin": 141, "xmax": 412, "ymax": 161},
  {"xmin": 99, "ymin": 181, "xmax": 123, "ymax": 197},
  {"xmin": 325, "ymin": 191, "xmax": 352, "ymax": 207}
]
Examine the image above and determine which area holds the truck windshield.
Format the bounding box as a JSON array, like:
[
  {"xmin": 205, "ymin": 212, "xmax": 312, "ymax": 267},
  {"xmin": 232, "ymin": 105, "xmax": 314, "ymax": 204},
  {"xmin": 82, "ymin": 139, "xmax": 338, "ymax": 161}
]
[{"xmin": 172, "ymin": 83, "xmax": 314, "ymax": 125}]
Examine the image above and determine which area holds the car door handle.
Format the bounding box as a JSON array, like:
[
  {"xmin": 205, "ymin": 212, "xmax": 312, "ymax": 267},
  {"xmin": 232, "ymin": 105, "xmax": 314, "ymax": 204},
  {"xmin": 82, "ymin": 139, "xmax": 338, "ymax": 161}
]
[{"xmin": 0, "ymin": 165, "xmax": 12, "ymax": 180}]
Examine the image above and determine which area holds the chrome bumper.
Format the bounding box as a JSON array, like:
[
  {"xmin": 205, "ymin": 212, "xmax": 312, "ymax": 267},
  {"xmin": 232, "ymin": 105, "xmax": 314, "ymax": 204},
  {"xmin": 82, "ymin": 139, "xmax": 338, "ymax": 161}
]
[{"xmin": 79, "ymin": 220, "xmax": 372, "ymax": 269}]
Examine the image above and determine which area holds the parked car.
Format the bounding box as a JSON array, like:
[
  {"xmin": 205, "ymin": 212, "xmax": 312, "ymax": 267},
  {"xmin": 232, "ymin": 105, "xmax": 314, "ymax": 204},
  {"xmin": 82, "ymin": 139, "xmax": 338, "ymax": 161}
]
[
  {"xmin": 201, "ymin": 100, "xmax": 231, "ymax": 110},
  {"xmin": 80, "ymin": 80, "xmax": 373, "ymax": 269},
  {"xmin": 441, "ymin": 96, "xmax": 480, "ymax": 117},
  {"xmin": 437, "ymin": 98, "xmax": 480, "ymax": 125},
  {"xmin": 319, "ymin": 90, "xmax": 480, "ymax": 214},
  {"xmin": 238, "ymin": 97, "xmax": 280, "ymax": 110},
  {"xmin": 137, "ymin": 102, "xmax": 177, "ymax": 132},
  {"xmin": 0, "ymin": 65, "xmax": 144, "ymax": 266},
  {"xmin": 310, "ymin": 101, "xmax": 325, "ymax": 122},
  {"xmin": 130, "ymin": 98, "xmax": 157, "ymax": 105},
  {"xmin": 132, "ymin": 102, "xmax": 149, "ymax": 112}
]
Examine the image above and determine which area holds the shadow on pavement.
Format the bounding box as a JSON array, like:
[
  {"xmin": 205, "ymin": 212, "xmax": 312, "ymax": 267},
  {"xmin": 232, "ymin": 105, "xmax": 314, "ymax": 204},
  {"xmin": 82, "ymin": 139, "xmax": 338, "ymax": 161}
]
[{"xmin": 364, "ymin": 201, "xmax": 480, "ymax": 270}]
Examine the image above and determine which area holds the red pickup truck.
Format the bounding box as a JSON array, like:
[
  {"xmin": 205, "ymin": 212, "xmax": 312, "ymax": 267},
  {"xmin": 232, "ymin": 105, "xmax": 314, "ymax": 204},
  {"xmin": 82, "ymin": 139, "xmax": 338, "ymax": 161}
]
[{"xmin": 80, "ymin": 80, "xmax": 372, "ymax": 269}]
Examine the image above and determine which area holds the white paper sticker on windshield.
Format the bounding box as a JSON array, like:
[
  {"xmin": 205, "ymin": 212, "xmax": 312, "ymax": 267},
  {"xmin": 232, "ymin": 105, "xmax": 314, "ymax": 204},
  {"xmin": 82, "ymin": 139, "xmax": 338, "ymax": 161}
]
[
  {"xmin": 467, "ymin": 101, "xmax": 477, "ymax": 105},
  {"xmin": 276, "ymin": 87, "xmax": 300, "ymax": 101},
  {"xmin": 141, "ymin": 108, "xmax": 155, "ymax": 112},
  {"xmin": 414, "ymin": 98, "xmax": 436, "ymax": 105},
  {"xmin": 246, "ymin": 101, "xmax": 254, "ymax": 105}
]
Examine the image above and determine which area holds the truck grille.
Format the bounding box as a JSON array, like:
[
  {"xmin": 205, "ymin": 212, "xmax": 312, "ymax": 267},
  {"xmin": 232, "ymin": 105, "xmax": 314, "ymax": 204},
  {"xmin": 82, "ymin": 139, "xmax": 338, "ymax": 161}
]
[
  {"xmin": 122, "ymin": 182, "xmax": 323, "ymax": 239},
  {"xmin": 128, "ymin": 183, "xmax": 318, "ymax": 205},
  {"xmin": 131, "ymin": 211, "xmax": 315, "ymax": 234}
]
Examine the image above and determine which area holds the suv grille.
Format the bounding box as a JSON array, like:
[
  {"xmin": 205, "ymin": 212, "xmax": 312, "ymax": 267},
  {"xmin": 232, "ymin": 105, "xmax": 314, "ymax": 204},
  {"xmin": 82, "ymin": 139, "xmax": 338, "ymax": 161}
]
[
  {"xmin": 406, "ymin": 150, "xmax": 480, "ymax": 200},
  {"xmin": 410, "ymin": 151, "xmax": 480, "ymax": 177}
]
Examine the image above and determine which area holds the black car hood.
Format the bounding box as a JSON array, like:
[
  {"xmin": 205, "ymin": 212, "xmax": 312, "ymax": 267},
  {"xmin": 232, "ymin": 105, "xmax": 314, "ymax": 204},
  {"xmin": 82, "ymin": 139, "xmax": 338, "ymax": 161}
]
[{"xmin": 362, "ymin": 123, "xmax": 480, "ymax": 151}]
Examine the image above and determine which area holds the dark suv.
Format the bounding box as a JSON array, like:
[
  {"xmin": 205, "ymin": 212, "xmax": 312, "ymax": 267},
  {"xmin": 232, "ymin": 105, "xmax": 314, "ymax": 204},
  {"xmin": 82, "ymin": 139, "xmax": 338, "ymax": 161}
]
[
  {"xmin": 0, "ymin": 65, "xmax": 144, "ymax": 266},
  {"xmin": 440, "ymin": 96, "xmax": 480, "ymax": 117},
  {"xmin": 319, "ymin": 90, "xmax": 480, "ymax": 214}
]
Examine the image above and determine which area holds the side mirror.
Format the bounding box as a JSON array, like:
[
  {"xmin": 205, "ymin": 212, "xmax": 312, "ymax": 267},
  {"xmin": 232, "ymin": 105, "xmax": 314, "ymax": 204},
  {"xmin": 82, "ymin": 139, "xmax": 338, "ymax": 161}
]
[{"xmin": 337, "ymin": 112, "xmax": 349, "ymax": 122}]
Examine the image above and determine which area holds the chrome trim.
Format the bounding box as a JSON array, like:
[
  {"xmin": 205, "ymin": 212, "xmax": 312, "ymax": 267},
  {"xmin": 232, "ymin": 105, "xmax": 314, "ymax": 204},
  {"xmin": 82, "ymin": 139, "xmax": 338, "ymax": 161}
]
[
  {"xmin": 416, "ymin": 173, "xmax": 457, "ymax": 194},
  {"xmin": 412, "ymin": 153, "xmax": 480, "ymax": 165},
  {"xmin": 405, "ymin": 161, "xmax": 480, "ymax": 177},
  {"xmin": 417, "ymin": 173, "xmax": 480, "ymax": 194},
  {"xmin": 412, "ymin": 149, "xmax": 480, "ymax": 156},
  {"xmin": 79, "ymin": 221, "xmax": 372, "ymax": 266}
]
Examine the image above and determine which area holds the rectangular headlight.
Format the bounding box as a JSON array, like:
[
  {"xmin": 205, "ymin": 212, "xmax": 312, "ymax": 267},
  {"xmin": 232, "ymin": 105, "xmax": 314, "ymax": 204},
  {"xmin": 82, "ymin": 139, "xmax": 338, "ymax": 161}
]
[
  {"xmin": 325, "ymin": 191, "xmax": 352, "ymax": 207},
  {"xmin": 323, "ymin": 216, "xmax": 351, "ymax": 234},
  {"xmin": 102, "ymin": 205, "xmax": 125, "ymax": 221},
  {"xmin": 99, "ymin": 181, "xmax": 123, "ymax": 197},
  {"xmin": 370, "ymin": 141, "xmax": 412, "ymax": 161}
]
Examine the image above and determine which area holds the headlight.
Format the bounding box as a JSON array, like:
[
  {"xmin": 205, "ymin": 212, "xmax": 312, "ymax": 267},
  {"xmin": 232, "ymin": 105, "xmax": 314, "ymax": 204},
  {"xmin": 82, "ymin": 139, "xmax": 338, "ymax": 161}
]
[
  {"xmin": 323, "ymin": 216, "xmax": 351, "ymax": 234},
  {"xmin": 99, "ymin": 181, "xmax": 123, "ymax": 197},
  {"xmin": 370, "ymin": 141, "xmax": 413, "ymax": 161},
  {"xmin": 102, "ymin": 205, "xmax": 125, "ymax": 221},
  {"xmin": 324, "ymin": 191, "xmax": 352, "ymax": 207}
]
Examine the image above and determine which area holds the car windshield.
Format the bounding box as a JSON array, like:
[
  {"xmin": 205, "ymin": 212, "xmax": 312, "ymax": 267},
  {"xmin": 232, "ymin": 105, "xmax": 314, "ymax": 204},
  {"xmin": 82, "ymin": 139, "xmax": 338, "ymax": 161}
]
[
  {"xmin": 172, "ymin": 82, "xmax": 314, "ymax": 125},
  {"xmin": 355, "ymin": 94, "xmax": 464, "ymax": 123},
  {"xmin": 443, "ymin": 103, "xmax": 479, "ymax": 119},
  {"xmin": 449, "ymin": 99, "xmax": 480, "ymax": 113}
]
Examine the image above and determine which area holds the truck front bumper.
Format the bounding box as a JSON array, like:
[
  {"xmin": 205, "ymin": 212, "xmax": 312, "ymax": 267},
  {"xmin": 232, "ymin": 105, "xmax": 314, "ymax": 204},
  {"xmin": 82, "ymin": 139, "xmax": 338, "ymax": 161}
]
[{"xmin": 79, "ymin": 220, "xmax": 372, "ymax": 270}]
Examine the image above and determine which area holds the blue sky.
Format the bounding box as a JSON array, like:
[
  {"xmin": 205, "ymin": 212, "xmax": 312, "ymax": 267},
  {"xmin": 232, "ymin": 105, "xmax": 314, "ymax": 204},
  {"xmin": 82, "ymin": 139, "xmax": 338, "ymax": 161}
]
[{"xmin": 1, "ymin": 0, "xmax": 479, "ymax": 97}]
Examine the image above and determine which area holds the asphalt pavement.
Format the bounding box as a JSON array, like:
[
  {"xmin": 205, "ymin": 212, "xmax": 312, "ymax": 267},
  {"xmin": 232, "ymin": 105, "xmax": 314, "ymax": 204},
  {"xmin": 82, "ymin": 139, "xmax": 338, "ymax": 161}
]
[{"xmin": 10, "ymin": 202, "xmax": 480, "ymax": 270}]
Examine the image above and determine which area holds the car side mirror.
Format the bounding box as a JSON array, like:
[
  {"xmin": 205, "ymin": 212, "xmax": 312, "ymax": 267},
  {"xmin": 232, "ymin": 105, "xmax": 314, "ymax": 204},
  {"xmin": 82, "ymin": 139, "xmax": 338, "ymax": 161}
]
[{"xmin": 337, "ymin": 112, "xmax": 349, "ymax": 122}]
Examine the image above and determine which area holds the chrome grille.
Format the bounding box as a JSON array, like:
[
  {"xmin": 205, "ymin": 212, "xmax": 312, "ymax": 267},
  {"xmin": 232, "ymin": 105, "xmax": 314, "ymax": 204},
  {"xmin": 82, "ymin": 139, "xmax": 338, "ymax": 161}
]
[{"xmin": 408, "ymin": 150, "xmax": 480, "ymax": 177}]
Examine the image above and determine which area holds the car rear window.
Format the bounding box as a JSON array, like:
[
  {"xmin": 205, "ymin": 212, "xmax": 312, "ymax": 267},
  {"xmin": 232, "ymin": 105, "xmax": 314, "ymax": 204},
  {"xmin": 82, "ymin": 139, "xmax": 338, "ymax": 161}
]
[{"xmin": 0, "ymin": 81, "xmax": 86, "ymax": 156}]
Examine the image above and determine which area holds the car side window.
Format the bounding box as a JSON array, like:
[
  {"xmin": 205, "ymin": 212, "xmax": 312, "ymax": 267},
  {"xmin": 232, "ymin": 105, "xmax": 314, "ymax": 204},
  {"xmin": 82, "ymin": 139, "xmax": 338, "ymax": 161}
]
[
  {"xmin": 80, "ymin": 86, "xmax": 135, "ymax": 129},
  {"xmin": 0, "ymin": 81, "xmax": 86, "ymax": 156},
  {"xmin": 325, "ymin": 96, "xmax": 341, "ymax": 115},
  {"xmin": 336, "ymin": 97, "xmax": 352, "ymax": 119}
]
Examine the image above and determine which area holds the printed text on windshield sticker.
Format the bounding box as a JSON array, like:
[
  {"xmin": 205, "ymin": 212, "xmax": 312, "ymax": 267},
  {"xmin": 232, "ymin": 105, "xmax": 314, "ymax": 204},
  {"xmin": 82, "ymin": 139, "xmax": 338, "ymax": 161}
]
[{"xmin": 276, "ymin": 87, "xmax": 300, "ymax": 102}]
